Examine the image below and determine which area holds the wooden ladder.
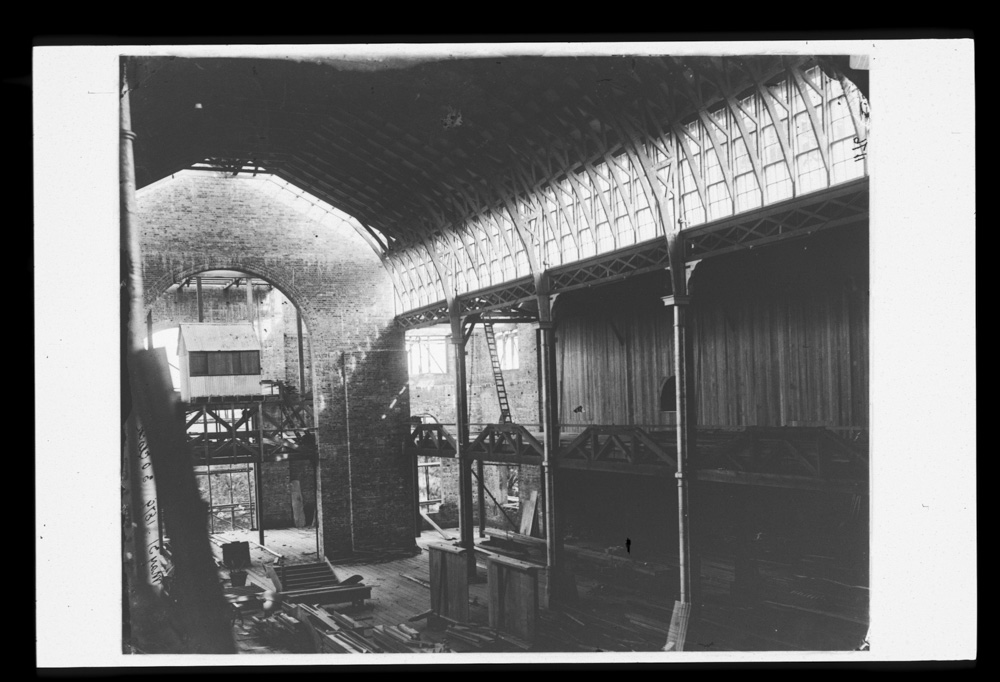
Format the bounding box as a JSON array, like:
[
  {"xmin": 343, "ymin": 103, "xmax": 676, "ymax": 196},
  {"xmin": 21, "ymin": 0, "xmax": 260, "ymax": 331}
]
[{"xmin": 482, "ymin": 323, "xmax": 512, "ymax": 423}]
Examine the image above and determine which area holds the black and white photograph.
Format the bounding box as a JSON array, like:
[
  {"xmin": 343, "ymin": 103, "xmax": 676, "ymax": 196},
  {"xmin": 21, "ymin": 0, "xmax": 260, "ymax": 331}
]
[{"xmin": 34, "ymin": 39, "xmax": 976, "ymax": 667}]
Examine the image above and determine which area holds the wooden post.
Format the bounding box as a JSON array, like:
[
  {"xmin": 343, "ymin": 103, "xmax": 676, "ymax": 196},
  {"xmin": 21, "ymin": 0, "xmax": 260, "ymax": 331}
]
[
  {"xmin": 146, "ymin": 310, "xmax": 153, "ymax": 350},
  {"xmin": 449, "ymin": 299, "xmax": 476, "ymax": 578}
]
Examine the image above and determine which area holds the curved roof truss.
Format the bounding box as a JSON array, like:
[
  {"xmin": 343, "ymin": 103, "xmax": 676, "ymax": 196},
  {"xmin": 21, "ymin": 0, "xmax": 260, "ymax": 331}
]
[{"xmin": 127, "ymin": 53, "xmax": 869, "ymax": 315}]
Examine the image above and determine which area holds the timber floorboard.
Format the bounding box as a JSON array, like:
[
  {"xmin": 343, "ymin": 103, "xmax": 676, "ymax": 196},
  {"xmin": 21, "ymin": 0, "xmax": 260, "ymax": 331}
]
[{"xmin": 209, "ymin": 526, "xmax": 868, "ymax": 655}]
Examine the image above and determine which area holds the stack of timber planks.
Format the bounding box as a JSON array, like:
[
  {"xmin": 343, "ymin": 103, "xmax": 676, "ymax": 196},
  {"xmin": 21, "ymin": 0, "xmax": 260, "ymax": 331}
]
[
  {"xmin": 533, "ymin": 603, "xmax": 667, "ymax": 652},
  {"xmin": 266, "ymin": 560, "xmax": 372, "ymax": 606},
  {"xmin": 249, "ymin": 608, "xmax": 315, "ymax": 653},
  {"xmin": 294, "ymin": 603, "xmax": 449, "ymax": 654},
  {"xmin": 429, "ymin": 615, "xmax": 516, "ymax": 651}
]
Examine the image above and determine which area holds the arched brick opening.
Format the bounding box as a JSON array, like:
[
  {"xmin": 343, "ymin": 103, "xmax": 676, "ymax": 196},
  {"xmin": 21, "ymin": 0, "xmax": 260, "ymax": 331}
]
[
  {"xmin": 136, "ymin": 172, "xmax": 415, "ymax": 558},
  {"xmin": 144, "ymin": 262, "xmax": 324, "ymax": 551}
]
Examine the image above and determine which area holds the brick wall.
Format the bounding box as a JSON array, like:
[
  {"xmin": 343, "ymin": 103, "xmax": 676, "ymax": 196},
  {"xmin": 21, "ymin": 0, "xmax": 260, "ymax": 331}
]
[
  {"xmin": 284, "ymin": 328, "xmax": 313, "ymax": 393},
  {"xmin": 260, "ymin": 460, "xmax": 291, "ymax": 529},
  {"xmin": 138, "ymin": 172, "xmax": 414, "ymax": 556},
  {"xmin": 259, "ymin": 459, "xmax": 318, "ymax": 529},
  {"xmin": 148, "ymin": 282, "xmax": 267, "ymax": 330}
]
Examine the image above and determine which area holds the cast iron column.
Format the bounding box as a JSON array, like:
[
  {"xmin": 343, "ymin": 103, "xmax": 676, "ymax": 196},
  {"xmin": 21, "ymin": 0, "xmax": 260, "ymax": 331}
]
[
  {"xmin": 661, "ymin": 228, "xmax": 700, "ymax": 651},
  {"xmin": 537, "ymin": 279, "xmax": 561, "ymax": 601},
  {"xmin": 450, "ymin": 300, "xmax": 476, "ymax": 578},
  {"xmin": 662, "ymin": 292, "xmax": 692, "ymax": 605}
]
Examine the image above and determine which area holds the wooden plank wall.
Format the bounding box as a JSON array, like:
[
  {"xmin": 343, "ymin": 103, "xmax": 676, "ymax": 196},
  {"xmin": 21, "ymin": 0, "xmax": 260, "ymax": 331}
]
[{"xmin": 557, "ymin": 227, "xmax": 869, "ymax": 429}]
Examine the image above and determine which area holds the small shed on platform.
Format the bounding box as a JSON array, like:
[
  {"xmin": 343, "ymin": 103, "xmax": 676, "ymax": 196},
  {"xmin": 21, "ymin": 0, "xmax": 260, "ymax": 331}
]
[{"xmin": 178, "ymin": 322, "xmax": 262, "ymax": 401}]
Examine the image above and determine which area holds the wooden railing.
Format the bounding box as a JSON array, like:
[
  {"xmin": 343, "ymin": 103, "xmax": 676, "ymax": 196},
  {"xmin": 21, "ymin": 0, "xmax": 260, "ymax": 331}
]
[
  {"xmin": 406, "ymin": 423, "xmax": 458, "ymax": 457},
  {"xmin": 693, "ymin": 426, "xmax": 868, "ymax": 480},
  {"xmin": 559, "ymin": 425, "xmax": 676, "ymax": 468},
  {"xmin": 468, "ymin": 423, "xmax": 544, "ymax": 463}
]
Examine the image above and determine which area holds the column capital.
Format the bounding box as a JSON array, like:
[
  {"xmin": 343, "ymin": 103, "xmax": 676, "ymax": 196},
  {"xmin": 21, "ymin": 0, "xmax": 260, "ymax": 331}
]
[
  {"xmin": 662, "ymin": 295, "xmax": 692, "ymax": 307},
  {"xmin": 537, "ymin": 320, "xmax": 556, "ymax": 331}
]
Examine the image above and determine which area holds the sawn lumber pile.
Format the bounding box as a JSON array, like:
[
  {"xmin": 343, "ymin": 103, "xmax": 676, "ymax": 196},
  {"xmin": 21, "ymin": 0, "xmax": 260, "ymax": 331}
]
[{"xmin": 254, "ymin": 603, "xmax": 451, "ymax": 654}]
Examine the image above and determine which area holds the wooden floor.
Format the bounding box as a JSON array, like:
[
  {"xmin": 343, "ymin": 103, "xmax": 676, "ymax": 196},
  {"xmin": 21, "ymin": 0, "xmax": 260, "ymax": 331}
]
[
  {"xmin": 213, "ymin": 528, "xmax": 493, "ymax": 624},
  {"xmin": 210, "ymin": 525, "xmax": 869, "ymax": 655}
]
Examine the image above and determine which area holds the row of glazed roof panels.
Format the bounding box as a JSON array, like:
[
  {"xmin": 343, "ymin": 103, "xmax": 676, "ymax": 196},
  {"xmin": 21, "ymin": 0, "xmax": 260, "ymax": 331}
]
[{"xmin": 127, "ymin": 54, "xmax": 869, "ymax": 312}]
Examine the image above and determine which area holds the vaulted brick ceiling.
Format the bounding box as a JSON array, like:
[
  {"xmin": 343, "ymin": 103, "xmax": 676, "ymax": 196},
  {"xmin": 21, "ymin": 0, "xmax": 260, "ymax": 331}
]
[{"xmin": 126, "ymin": 53, "xmax": 849, "ymax": 257}]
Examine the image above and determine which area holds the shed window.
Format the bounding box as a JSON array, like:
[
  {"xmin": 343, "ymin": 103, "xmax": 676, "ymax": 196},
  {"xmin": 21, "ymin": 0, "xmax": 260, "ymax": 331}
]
[{"xmin": 190, "ymin": 351, "xmax": 261, "ymax": 376}]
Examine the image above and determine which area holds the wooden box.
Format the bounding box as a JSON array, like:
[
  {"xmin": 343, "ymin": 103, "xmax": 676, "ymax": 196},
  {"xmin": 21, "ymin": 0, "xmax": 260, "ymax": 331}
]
[
  {"xmin": 428, "ymin": 542, "xmax": 470, "ymax": 622},
  {"xmin": 486, "ymin": 554, "xmax": 539, "ymax": 641}
]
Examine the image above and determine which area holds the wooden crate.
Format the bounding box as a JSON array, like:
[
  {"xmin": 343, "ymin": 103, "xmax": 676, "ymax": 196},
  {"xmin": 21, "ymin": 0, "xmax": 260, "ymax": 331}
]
[
  {"xmin": 428, "ymin": 542, "xmax": 469, "ymax": 623},
  {"xmin": 487, "ymin": 554, "xmax": 539, "ymax": 642}
]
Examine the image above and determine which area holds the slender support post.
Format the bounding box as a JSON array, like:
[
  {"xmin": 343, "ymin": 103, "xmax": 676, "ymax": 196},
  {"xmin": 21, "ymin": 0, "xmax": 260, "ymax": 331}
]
[
  {"xmin": 296, "ymin": 307, "xmax": 307, "ymax": 393},
  {"xmin": 668, "ymin": 297, "xmax": 692, "ymax": 604},
  {"xmin": 256, "ymin": 404, "xmax": 265, "ymax": 547},
  {"xmin": 412, "ymin": 446, "xmax": 422, "ymax": 539},
  {"xmin": 625, "ymin": 332, "xmax": 635, "ymax": 426},
  {"xmin": 537, "ymin": 277, "xmax": 562, "ymax": 603},
  {"xmin": 314, "ymin": 452, "xmax": 322, "ymax": 556},
  {"xmin": 477, "ymin": 460, "xmax": 487, "ymax": 539},
  {"xmin": 196, "ymin": 277, "xmax": 204, "ymax": 323},
  {"xmin": 341, "ymin": 352, "xmax": 357, "ymax": 554},
  {"xmin": 449, "ymin": 299, "xmax": 476, "ymax": 578},
  {"xmin": 144, "ymin": 301, "xmax": 162, "ymax": 551}
]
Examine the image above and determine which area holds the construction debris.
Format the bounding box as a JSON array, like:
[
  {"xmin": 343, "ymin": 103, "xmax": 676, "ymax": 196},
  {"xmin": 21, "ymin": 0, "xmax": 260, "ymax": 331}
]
[
  {"xmin": 292, "ymin": 603, "xmax": 451, "ymax": 654},
  {"xmin": 249, "ymin": 610, "xmax": 314, "ymax": 653}
]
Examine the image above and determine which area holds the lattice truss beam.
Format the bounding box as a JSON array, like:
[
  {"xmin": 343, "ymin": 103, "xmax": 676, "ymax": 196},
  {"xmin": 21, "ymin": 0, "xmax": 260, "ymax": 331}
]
[
  {"xmin": 184, "ymin": 399, "xmax": 317, "ymax": 464},
  {"xmin": 405, "ymin": 422, "xmax": 867, "ymax": 490},
  {"xmin": 390, "ymin": 58, "xmax": 869, "ymax": 318},
  {"xmin": 684, "ymin": 176, "xmax": 869, "ymax": 260}
]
